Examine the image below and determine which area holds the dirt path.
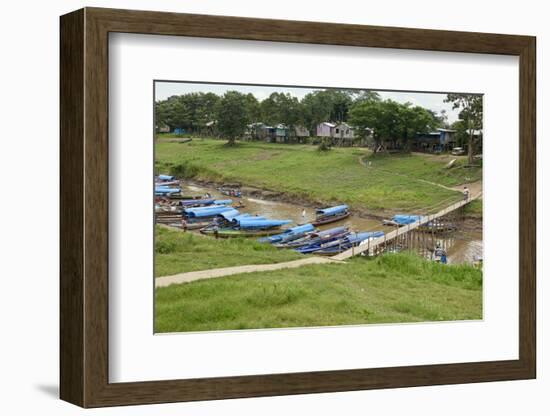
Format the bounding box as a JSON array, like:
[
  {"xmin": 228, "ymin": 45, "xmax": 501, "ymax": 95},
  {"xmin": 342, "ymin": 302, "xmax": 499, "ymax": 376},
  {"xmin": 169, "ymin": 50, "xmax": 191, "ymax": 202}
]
[
  {"xmin": 453, "ymin": 180, "xmax": 482, "ymax": 197},
  {"xmin": 156, "ymin": 257, "xmax": 342, "ymax": 288}
]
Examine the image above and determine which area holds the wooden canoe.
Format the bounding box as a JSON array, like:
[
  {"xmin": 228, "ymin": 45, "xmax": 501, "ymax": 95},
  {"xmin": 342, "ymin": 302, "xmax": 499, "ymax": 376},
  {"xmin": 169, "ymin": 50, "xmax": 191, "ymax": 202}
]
[{"xmin": 312, "ymin": 212, "xmax": 350, "ymax": 226}]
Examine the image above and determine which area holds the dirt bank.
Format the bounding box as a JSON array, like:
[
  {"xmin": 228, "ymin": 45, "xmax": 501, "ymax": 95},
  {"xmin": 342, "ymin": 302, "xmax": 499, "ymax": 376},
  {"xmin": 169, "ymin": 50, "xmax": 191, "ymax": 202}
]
[{"xmin": 190, "ymin": 178, "xmax": 390, "ymax": 221}]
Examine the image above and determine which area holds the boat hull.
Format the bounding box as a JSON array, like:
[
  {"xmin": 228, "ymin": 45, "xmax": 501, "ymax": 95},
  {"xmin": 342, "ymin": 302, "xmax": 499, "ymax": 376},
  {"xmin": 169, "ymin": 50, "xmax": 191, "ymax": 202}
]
[
  {"xmin": 200, "ymin": 228, "xmax": 282, "ymax": 238},
  {"xmin": 312, "ymin": 212, "xmax": 350, "ymax": 226}
]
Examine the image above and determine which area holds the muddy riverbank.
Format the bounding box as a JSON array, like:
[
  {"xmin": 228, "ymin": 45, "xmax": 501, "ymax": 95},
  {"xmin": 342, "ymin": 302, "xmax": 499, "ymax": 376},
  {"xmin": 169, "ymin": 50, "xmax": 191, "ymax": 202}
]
[
  {"xmin": 179, "ymin": 181, "xmax": 483, "ymax": 265},
  {"xmin": 191, "ymin": 178, "xmax": 398, "ymax": 221}
]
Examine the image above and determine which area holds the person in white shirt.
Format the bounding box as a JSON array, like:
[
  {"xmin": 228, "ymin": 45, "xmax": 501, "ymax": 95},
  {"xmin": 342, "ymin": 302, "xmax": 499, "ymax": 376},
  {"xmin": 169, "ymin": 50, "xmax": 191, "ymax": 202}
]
[{"xmin": 463, "ymin": 186, "xmax": 470, "ymax": 201}]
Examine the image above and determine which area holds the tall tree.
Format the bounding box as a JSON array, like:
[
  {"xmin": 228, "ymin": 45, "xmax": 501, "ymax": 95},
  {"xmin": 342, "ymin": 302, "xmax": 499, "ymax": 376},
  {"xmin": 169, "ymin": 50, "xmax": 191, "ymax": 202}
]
[
  {"xmin": 444, "ymin": 94, "xmax": 483, "ymax": 163},
  {"xmin": 348, "ymin": 100, "xmax": 386, "ymax": 151},
  {"xmin": 398, "ymin": 104, "xmax": 439, "ymax": 150},
  {"xmin": 349, "ymin": 99, "xmax": 436, "ymax": 152},
  {"xmin": 243, "ymin": 93, "xmax": 261, "ymax": 122},
  {"xmin": 259, "ymin": 93, "xmax": 303, "ymax": 140},
  {"xmin": 215, "ymin": 91, "xmax": 250, "ymax": 145},
  {"xmin": 350, "ymin": 90, "xmax": 381, "ymax": 104}
]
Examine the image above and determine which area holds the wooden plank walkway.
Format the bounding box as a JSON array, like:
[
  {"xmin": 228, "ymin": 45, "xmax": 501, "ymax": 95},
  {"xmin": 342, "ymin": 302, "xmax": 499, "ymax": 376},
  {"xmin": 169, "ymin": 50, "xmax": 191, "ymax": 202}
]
[{"xmin": 331, "ymin": 192, "xmax": 482, "ymax": 261}]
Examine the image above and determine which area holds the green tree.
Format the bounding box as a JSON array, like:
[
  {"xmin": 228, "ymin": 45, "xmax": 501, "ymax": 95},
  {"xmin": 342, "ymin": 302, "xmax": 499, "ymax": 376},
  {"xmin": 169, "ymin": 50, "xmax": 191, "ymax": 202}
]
[
  {"xmin": 349, "ymin": 90, "xmax": 381, "ymax": 105},
  {"xmin": 243, "ymin": 93, "xmax": 261, "ymax": 122},
  {"xmin": 215, "ymin": 91, "xmax": 250, "ymax": 145},
  {"xmin": 301, "ymin": 90, "xmax": 354, "ymax": 133},
  {"xmin": 259, "ymin": 93, "xmax": 303, "ymax": 141},
  {"xmin": 444, "ymin": 94, "xmax": 483, "ymax": 163},
  {"xmin": 350, "ymin": 99, "xmax": 440, "ymax": 152},
  {"xmin": 398, "ymin": 104, "xmax": 439, "ymax": 150}
]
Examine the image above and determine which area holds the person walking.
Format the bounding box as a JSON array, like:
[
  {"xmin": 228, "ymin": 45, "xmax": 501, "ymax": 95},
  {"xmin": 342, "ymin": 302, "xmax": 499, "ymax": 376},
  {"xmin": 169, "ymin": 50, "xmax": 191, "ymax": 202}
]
[
  {"xmin": 181, "ymin": 217, "xmax": 188, "ymax": 232},
  {"xmin": 301, "ymin": 208, "xmax": 306, "ymax": 220},
  {"xmin": 463, "ymin": 186, "xmax": 470, "ymax": 201}
]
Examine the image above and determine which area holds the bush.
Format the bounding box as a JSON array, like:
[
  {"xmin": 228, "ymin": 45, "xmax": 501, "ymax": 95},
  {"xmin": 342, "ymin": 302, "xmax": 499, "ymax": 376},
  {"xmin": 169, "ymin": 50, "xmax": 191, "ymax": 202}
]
[
  {"xmin": 317, "ymin": 138, "xmax": 332, "ymax": 152},
  {"xmin": 170, "ymin": 161, "xmax": 200, "ymax": 178},
  {"xmin": 155, "ymin": 240, "xmax": 177, "ymax": 254}
]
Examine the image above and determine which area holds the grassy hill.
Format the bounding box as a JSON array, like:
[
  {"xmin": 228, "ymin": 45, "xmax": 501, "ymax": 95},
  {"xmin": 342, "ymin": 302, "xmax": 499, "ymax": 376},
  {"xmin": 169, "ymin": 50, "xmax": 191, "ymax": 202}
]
[{"xmin": 155, "ymin": 139, "xmax": 481, "ymax": 214}]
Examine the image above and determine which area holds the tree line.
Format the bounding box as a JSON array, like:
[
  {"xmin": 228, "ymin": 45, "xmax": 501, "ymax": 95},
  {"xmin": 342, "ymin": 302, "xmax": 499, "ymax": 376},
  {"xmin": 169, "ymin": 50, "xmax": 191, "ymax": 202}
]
[{"xmin": 155, "ymin": 89, "xmax": 482, "ymax": 160}]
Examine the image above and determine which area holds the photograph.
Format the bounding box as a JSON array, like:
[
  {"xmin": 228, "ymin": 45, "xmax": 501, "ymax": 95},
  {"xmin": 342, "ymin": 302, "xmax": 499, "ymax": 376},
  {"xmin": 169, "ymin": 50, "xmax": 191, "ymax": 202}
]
[{"xmin": 153, "ymin": 81, "xmax": 484, "ymax": 334}]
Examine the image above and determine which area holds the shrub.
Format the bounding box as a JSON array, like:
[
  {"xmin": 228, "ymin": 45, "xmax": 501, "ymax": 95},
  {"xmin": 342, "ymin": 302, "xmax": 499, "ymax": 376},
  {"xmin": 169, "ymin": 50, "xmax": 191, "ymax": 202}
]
[
  {"xmin": 155, "ymin": 240, "xmax": 177, "ymax": 254},
  {"xmin": 317, "ymin": 138, "xmax": 332, "ymax": 152}
]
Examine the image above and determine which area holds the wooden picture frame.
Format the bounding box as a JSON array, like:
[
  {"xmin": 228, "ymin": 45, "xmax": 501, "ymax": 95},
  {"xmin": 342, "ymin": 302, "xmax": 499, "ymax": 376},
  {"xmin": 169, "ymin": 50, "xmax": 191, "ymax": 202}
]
[{"xmin": 60, "ymin": 7, "xmax": 536, "ymax": 408}]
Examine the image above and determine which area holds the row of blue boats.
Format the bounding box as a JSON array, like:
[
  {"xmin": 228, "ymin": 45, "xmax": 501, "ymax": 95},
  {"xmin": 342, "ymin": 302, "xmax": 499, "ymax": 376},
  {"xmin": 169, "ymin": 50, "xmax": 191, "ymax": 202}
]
[
  {"xmin": 155, "ymin": 175, "xmax": 443, "ymax": 255},
  {"xmin": 259, "ymin": 225, "xmax": 385, "ymax": 255}
]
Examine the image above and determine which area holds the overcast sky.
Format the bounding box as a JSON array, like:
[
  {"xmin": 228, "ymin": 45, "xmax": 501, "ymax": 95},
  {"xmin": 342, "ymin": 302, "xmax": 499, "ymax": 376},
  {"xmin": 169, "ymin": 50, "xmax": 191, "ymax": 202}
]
[{"xmin": 154, "ymin": 81, "xmax": 463, "ymax": 123}]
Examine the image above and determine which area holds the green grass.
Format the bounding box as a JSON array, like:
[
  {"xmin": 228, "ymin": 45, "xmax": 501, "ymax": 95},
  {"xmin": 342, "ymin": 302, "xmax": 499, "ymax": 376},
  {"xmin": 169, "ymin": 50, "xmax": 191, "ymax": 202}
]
[
  {"xmin": 155, "ymin": 139, "xmax": 482, "ymax": 214},
  {"xmin": 155, "ymin": 252, "xmax": 482, "ymax": 332},
  {"xmin": 364, "ymin": 152, "xmax": 482, "ymax": 186},
  {"xmin": 463, "ymin": 199, "xmax": 483, "ymax": 218},
  {"xmin": 155, "ymin": 226, "xmax": 305, "ymax": 277}
]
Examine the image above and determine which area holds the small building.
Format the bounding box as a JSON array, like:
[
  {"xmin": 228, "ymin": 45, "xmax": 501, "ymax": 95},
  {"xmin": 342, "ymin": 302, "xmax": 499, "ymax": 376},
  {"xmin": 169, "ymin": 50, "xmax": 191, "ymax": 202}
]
[
  {"xmin": 316, "ymin": 122, "xmax": 336, "ymax": 138},
  {"xmin": 245, "ymin": 122, "xmax": 264, "ymax": 140},
  {"xmin": 295, "ymin": 125, "xmax": 310, "ymax": 138},
  {"xmin": 334, "ymin": 122, "xmax": 355, "ymax": 140},
  {"xmin": 413, "ymin": 128, "xmax": 457, "ymax": 152},
  {"xmin": 275, "ymin": 124, "xmax": 289, "ymax": 142},
  {"xmin": 156, "ymin": 124, "xmax": 170, "ymax": 133}
]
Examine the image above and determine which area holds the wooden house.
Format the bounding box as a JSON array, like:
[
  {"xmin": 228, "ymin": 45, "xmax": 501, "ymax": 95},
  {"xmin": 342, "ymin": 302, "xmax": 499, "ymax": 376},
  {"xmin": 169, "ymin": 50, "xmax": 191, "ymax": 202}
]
[
  {"xmin": 316, "ymin": 122, "xmax": 336, "ymax": 137},
  {"xmin": 275, "ymin": 124, "xmax": 289, "ymax": 142},
  {"xmin": 334, "ymin": 122, "xmax": 355, "ymax": 139},
  {"xmin": 413, "ymin": 128, "xmax": 457, "ymax": 152},
  {"xmin": 295, "ymin": 125, "xmax": 310, "ymax": 138}
]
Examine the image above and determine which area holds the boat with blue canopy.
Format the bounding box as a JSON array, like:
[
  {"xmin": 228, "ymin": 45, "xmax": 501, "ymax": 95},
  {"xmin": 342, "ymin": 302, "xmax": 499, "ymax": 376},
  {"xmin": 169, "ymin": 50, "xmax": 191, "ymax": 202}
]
[
  {"xmin": 178, "ymin": 198, "xmax": 232, "ymax": 207},
  {"xmin": 157, "ymin": 174, "xmax": 175, "ymax": 181},
  {"xmin": 313, "ymin": 204, "xmax": 350, "ymax": 226},
  {"xmin": 297, "ymin": 231, "xmax": 384, "ymax": 255},
  {"xmin": 184, "ymin": 205, "xmax": 234, "ymax": 218},
  {"xmin": 278, "ymin": 226, "xmax": 349, "ymax": 248},
  {"xmin": 258, "ymin": 223, "xmax": 315, "ymax": 244},
  {"xmin": 236, "ymin": 219, "xmax": 292, "ymax": 230},
  {"xmin": 383, "ymin": 214, "xmax": 423, "ymax": 226},
  {"xmin": 155, "ymin": 187, "xmax": 181, "ymax": 196},
  {"xmin": 213, "ymin": 208, "xmax": 240, "ymax": 220}
]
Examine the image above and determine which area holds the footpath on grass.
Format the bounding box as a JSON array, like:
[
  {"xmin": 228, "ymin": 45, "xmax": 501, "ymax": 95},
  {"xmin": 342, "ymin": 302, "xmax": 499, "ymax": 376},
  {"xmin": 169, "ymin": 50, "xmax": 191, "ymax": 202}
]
[{"xmin": 155, "ymin": 256, "xmax": 341, "ymax": 288}]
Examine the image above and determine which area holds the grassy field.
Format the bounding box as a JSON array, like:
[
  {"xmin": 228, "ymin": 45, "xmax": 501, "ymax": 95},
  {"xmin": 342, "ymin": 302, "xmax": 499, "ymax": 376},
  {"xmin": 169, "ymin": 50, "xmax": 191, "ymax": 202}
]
[
  {"xmin": 155, "ymin": 225, "xmax": 305, "ymax": 277},
  {"xmin": 155, "ymin": 252, "xmax": 482, "ymax": 332},
  {"xmin": 463, "ymin": 199, "xmax": 483, "ymax": 218},
  {"xmin": 155, "ymin": 139, "xmax": 481, "ymax": 214}
]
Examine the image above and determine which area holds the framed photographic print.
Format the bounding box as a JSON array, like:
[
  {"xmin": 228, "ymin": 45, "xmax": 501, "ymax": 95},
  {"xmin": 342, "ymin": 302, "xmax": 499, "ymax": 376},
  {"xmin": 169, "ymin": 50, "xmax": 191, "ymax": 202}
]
[{"xmin": 60, "ymin": 7, "xmax": 536, "ymax": 408}]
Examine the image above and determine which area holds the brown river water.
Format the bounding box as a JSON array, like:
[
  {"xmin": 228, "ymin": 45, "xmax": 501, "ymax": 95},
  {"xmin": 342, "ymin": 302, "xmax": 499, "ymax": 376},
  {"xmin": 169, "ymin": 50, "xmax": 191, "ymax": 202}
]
[{"xmin": 181, "ymin": 182, "xmax": 482, "ymax": 265}]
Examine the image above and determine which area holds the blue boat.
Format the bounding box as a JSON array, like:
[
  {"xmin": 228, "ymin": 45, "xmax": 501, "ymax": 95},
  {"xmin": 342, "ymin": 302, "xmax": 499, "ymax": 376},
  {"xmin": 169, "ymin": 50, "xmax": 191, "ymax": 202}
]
[
  {"xmin": 214, "ymin": 208, "xmax": 240, "ymax": 220},
  {"xmin": 178, "ymin": 198, "xmax": 232, "ymax": 207},
  {"xmin": 157, "ymin": 174, "xmax": 175, "ymax": 181},
  {"xmin": 313, "ymin": 204, "xmax": 350, "ymax": 226},
  {"xmin": 279, "ymin": 226, "xmax": 349, "ymax": 249},
  {"xmin": 258, "ymin": 223, "xmax": 315, "ymax": 244},
  {"xmin": 231, "ymin": 215, "xmax": 275, "ymax": 227},
  {"xmin": 298, "ymin": 231, "xmax": 385, "ymax": 255},
  {"xmin": 155, "ymin": 187, "xmax": 181, "ymax": 196},
  {"xmin": 384, "ymin": 214, "xmax": 422, "ymax": 226},
  {"xmin": 236, "ymin": 219, "xmax": 292, "ymax": 230},
  {"xmin": 179, "ymin": 198, "xmax": 216, "ymax": 207},
  {"xmin": 184, "ymin": 205, "xmax": 234, "ymax": 218}
]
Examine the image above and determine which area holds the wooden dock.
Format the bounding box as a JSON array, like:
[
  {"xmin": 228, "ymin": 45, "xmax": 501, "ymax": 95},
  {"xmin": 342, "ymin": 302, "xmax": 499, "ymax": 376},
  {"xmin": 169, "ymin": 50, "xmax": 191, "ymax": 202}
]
[{"xmin": 332, "ymin": 192, "xmax": 481, "ymax": 261}]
